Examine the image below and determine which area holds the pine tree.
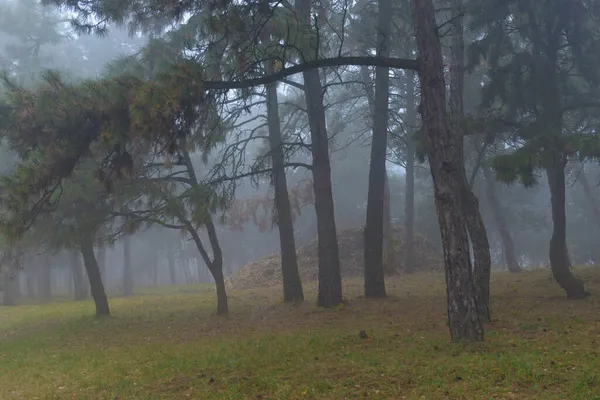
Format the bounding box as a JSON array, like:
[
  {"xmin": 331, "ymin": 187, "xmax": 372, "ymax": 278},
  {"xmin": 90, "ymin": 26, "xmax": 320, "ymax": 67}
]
[{"xmin": 469, "ymin": 0, "xmax": 600, "ymax": 299}]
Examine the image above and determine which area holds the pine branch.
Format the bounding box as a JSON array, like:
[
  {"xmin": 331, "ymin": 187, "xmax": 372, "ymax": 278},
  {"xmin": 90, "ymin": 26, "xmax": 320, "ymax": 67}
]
[{"xmin": 202, "ymin": 56, "xmax": 419, "ymax": 90}]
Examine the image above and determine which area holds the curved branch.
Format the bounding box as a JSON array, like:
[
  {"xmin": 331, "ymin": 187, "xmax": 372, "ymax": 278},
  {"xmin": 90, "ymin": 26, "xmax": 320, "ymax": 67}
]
[{"xmin": 203, "ymin": 56, "xmax": 419, "ymax": 90}]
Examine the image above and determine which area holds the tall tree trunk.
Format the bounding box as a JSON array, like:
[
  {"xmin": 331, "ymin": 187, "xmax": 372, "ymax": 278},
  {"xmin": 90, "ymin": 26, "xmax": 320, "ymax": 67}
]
[
  {"xmin": 70, "ymin": 251, "xmax": 88, "ymax": 301},
  {"xmin": 122, "ymin": 235, "xmax": 133, "ymax": 296},
  {"xmin": 404, "ymin": 71, "xmax": 417, "ymax": 274},
  {"xmin": 38, "ymin": 255, "xmax": 53, "ymax": 302},
  {"xmin": 265, "ymin": 60, "xmax": 304, "ymax": 303},
  {"xmin": 448, "ymin": 0, "xmax": 491, "ymax": 324},
  {"xmin": 546, "ymin": 160, "xmax": 589, "ymax": 299},
  {"xmin": 96, "ymin": 245, "xmax": 106, "ymax": 284},
  {"xmin": 364, "ymin": 0, "xmax": 392, "ymax": 298},
  {"xmin": 483, "ymin": 164, "xmax": 522, "ymax": 273},
  {"xmin": 382, "ymin": 172, "xmax": 395, "ymax": 276},
  {"xmin": 80, "ymin": 231, "xmax": 110, "ymax": 316},
  {"xmin": 411, "ymin": 0, "xmax": 483, "ymax": 341},
  {"xmin": 360, "ymin": 66, "xmax": 394, "ymax": 277},
  {"xmin": 296, "ymin": 0, "xmax": 342, "ymax": 308}
]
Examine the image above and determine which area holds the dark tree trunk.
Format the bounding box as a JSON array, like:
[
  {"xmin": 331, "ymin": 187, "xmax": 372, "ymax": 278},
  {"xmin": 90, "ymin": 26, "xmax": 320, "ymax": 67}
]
[
  {"xmin": 404, "ymin": 71, "xmax": 417, "ymax": 273},
  {"xmin": 189, "ymin": 220, "xmax": 228, "ymax": 315},
  {"xmin": 80, "ymin": 231, "xmax": 110, "ymax": 316},
  {"xmin": 205, "ymin": 221, "xmax": 228, "ymax": 315},
  {"xmin": 38, "ymin": 255, "xmax": 53, "ymax": 302},
  {"xmin": 265, "ymin": 60, "xmax": 304, "ymax": 304},
  {"xmin": 70, "ymin": 251, "xmax": 88, "ymax": 301},
  {"xmin": 360, "ymin": 65, "xmax": 394, "ymax": 278},
  {"xmin": 411, "ymin": 0, "xmax": 483, "ymax": 341},
  {"xmin": 546, "ymin": 161, "xmax": 589, "ymax": 299},
  {"xmin": 122, "ymin": 235, "xmax": 133, "ymax": 296},
  {"xmin": 295, "ymin": 0, "xmax": 342, "ymax": 308},
  {"xmin": 364, "ymin": 0, "xmax": 392, "ymax": 298},
  {"xmin": 167, "ymin": 247, "xmax": 177, "ymax": 285},
  {"xmin": 483, "ymin": 164, "xmax": 522, "ymax": 273},
  {"xmin": 462, "ymin": 188, "xmax": 491, "ymax": 322},
  {"xmin": 448, "ymin": 0, "xmax": 491, "ymax": 324},
  {"xmin": 179, "ymin": 137, "xmax": 229, "ymax": 314},
  {"xmin": 96, "ymin": 246, "xmax": 106, "ymax": 284}
]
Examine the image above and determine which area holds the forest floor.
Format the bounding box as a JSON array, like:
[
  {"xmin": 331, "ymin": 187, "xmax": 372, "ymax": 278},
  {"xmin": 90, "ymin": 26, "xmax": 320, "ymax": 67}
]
[{"xmin": 1, "ymin": 269, "xmax": 600, "ymax": 399}]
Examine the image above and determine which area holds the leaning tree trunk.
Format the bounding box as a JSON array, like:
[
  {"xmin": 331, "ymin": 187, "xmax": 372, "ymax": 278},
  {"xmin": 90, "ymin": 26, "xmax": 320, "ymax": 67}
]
[
  {"xmin": 188, "ymin": 220, "xmax": 228, "ymax": 315},
  {"xmin": 122, "ymin": 235, "xmax": 134, "ymax": 297},
  {"xmin": 483, "ymin": 164, "xmax": 522, "ymax": 273},
  {"xmin": 79, "ymin": 231, "xmax": 110, "ymax": 316},
  {"xmin": 411, "ymin": 0, "xmax": 483, "ymax": 342},
  {"xmin": 364, "ymin": 0, "xmax": 392, "ymax": 298},
  {"xmin": 96, "ymin": 245, "xmax": 106, "ymax": 285},
  {"xmin": 448, "ymin": 0, "xmax": 491, "ymax": 324},
  {"xmin": 70, "ymin": 251, "xmax": 88, "ymax": 301},
  {"xmin": 179, "ymin": 137, "xmax": 229, "ymax": 314},
  {"xmin": 296, "ymin": 0, "xmax": 342, "ymax": 308},
  {"xmin": 265, "ymin": 60, "xmax": 304, "ymax": 303},
  {"xmin": 546, "ymin": 159, "xmax": 589, "ymax": 299},
  {"xmin": 462, "ymin": 188, "xmax": 492, "ymax": 322},
  {"xmin": 404, "ymin": 71, "xmax": 417, "ymax": 274}
]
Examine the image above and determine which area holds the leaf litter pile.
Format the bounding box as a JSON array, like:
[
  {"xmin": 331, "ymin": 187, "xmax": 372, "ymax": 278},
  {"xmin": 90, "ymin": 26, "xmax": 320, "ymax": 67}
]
[{"xmin": 227, "ymin": 225, "xmax": 443, "ymax": 290}]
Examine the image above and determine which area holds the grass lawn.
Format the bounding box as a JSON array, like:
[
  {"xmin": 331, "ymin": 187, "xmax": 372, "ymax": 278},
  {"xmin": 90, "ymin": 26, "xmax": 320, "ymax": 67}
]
[{"xmin": 1, "ymin": 269, "xmax": 600, "ymax": 399}]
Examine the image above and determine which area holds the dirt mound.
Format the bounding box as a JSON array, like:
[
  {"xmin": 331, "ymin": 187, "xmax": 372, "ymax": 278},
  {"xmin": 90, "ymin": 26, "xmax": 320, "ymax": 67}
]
[{"xmin": 226, "ymin": 226, "xmax": 443, "ymax": 291}]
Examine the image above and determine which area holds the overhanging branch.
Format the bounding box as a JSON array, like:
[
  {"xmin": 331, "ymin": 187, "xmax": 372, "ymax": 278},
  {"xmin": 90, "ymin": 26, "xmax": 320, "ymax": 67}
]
[{"xmin": 203, "ymin": 57, "xmax": 419, "ymax": 90}]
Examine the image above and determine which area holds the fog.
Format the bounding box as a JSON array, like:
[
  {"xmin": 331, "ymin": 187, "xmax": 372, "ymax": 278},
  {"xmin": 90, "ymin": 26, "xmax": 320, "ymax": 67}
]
[{"xmin": 0, "ymin": 0, "xmax": 598, "ymax": 307}]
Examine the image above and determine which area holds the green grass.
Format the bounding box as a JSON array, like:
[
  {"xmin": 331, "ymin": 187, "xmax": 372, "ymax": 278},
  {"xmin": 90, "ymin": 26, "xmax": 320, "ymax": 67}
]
[{"xmin": 1, "ymin": 269, "xmax": 600, "ymax": 399}]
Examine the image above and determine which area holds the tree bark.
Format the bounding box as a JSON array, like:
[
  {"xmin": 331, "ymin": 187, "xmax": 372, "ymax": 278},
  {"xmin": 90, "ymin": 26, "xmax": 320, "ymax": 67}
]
[
  {"xmin": 483, "ymin": 164, "xmax": 522, "ymax": 273},
  {"xmin": 122, "ymin": 235, "xmax": 133, "ymax": 296},
  {"xmin": 411, "ymin": 0, "xmax": 483, "ymax": 341},
  {"xmin": 188, "ymin": 220, "xmax": 229, "ymax": 315},
  {"xmin": 404, "ymin": 70, "xmax": 417, "ymax": 274},
  {"xmin": 359, "ymin": 65, "xmax": 394, "ymax": 278},
  {"xmin": 296, "ymin": 0, "xmax": 342, "ymax": 308},
  {"xmin": 364, "ymin": 0, "xmax": 392, "ymax": 298},
  {"xmin": 70, "ymin": 251, "xmax": 88, "ymax": 301},
  {"xmin": 265, "ymin": 60, "xmax": 304, "ymax": 304},
  {"xmin": 546, "ymin": 161, "xmax": 589, "ymax": 299},
  {"xmin": 448, "ymin": 0, "xmax": 491, "ymax": 324},
  {"xmin": 463, "ymin": 189, "xmax": 492, "ymax": 322},
  {"xmin": 80, "ymin": 231, "xmax": 110, "ymax": 316},
  {"xmin": 96, "ymin": 245, "xmax": 106, "ymax": 284}
]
